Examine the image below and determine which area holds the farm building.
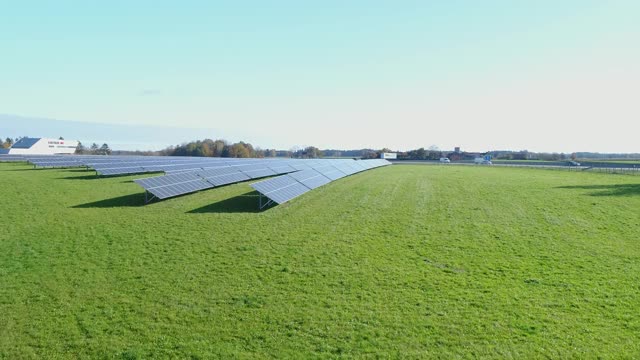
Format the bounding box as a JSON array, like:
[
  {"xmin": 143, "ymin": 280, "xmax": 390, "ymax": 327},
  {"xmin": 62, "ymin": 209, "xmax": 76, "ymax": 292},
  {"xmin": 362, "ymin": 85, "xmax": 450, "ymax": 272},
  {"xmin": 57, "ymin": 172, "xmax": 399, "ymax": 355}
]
[{"xmin": 2, "ymin": 137, "xmax": 79, "ymax": 155}]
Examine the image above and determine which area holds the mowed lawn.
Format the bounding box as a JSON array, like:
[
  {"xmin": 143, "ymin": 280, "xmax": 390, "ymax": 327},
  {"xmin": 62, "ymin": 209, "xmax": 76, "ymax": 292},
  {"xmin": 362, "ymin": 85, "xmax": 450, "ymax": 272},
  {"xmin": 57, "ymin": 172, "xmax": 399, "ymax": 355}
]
[{"xmin": 1, "ymin": 163, "xmax": 639, "ymax": 358}]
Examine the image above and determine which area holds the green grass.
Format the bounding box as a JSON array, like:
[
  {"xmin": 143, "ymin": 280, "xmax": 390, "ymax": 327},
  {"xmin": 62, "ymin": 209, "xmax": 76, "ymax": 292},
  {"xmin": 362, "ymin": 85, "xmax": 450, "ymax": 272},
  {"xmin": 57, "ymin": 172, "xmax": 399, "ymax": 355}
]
[{"xmin": 1, "ymin": 163, "xmax": 640, "ymax": 358}]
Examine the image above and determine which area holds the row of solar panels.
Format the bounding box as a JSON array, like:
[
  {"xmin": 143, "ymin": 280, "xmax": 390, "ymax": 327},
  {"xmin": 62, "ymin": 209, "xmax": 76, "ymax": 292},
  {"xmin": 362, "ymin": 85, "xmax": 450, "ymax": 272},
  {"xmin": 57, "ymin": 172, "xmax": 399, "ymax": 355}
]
[
  {"xmin": 15, "ymin": 155, "xmax": 377, "ymax": 178},
  {"xmin": 92, "ymin": 158, "xmax": 372, "ymax": 176},
  {"xmin": 0, "ymin": 155, "xmax": 31, "ymax": 162},
  {"xmin": 252, "ymin": 159, "xmax": 390, "ymax": 206},
  {"xmin": 133, "ymin": 159, "xmax": 390, "ymax": 201},
  {"xmin": 1, "ymin": 154, "xmax": 274, "ymax": 172}
]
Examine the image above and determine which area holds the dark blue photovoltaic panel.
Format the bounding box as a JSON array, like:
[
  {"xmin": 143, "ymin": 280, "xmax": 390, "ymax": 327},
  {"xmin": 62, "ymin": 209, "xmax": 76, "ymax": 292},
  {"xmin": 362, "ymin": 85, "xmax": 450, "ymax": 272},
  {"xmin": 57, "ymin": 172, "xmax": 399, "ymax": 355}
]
[{"xmin": 11, "ymin": 137, "xmax": 40, "ymax": 149}]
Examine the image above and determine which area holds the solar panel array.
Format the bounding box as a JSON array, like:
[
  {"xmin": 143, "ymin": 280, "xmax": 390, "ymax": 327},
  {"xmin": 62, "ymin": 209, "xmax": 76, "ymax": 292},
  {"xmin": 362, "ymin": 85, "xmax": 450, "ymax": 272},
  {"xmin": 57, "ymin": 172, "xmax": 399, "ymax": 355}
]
[
  {"xmin": 132, "ymin": 158, "xmax": 389, "ymax": 202},
  {"xmin": 0, "ymin": 154, "xmax": 392, "ymax": 207}
]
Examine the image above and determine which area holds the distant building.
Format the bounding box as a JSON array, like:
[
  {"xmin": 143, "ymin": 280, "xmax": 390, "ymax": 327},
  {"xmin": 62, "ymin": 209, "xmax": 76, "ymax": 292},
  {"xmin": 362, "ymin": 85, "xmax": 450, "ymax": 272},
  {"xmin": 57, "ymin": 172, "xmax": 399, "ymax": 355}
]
[
  {"xmin": 380, "ymin": 152, "xmax": 397, "ymax": 159},
  {"xmin": 4, "ymin": 137, "xmax": 79, "ymax": 155},
  {"xmin": 454, "ymin": 147, "xmax": 461, "ymax": 153}
]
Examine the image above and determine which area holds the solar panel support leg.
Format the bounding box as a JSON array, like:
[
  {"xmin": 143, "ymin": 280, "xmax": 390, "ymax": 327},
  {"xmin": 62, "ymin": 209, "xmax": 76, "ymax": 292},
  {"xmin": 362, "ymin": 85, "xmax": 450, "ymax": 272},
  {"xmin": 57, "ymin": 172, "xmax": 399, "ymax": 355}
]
[
  {"xmin": 258, "ymin": 193, "xmax": 273, "ymax": 210},
  {"xmin": 144, "ymin": 191, "xmax": 156, "ymax": 204}
]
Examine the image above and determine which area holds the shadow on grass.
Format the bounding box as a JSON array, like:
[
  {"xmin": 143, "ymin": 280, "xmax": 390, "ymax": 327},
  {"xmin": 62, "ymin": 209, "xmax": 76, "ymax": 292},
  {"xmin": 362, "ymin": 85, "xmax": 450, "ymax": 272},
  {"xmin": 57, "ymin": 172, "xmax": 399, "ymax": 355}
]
[
  {"xmin": 3, "ymin": 168, "xmax": 40, "ymax": 171},
  {"xmin": 58, "ymin": 174, "xmax": 101, "ymax": 180},
  {"xmin": 557, "ymin": 184, "xmax": 640, "ymax": 197},
  {"xmin": 188, "ymin": 191, "xmax": 265, "ymax": 214},
  {"xmin": 72, "ymin": 193, "xmax": 146, "ymax": 208}
]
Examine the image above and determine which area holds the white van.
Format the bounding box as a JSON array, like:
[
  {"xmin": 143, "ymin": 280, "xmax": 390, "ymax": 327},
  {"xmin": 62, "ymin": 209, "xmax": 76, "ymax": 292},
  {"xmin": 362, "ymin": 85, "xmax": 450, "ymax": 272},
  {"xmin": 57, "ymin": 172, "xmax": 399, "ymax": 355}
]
[{"xmin": 439, "ymin": 157, "xmax": 451, "ymax": 163}]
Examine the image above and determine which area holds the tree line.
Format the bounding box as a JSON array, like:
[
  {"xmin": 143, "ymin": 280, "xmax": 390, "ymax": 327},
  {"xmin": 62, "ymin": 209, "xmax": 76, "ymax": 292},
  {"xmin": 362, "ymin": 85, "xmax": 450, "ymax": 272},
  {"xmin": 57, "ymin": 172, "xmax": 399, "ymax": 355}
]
[
  {"xmin": 76, "ymin": 142, "xmax": 112, "ymax": 155},
  {"xmin": 155, "ymin": 139, "xmax": 325, "ymax": 159},
  {"xmin": 1, "ymin": 137, "xmax": 14, "ymax": 149}
]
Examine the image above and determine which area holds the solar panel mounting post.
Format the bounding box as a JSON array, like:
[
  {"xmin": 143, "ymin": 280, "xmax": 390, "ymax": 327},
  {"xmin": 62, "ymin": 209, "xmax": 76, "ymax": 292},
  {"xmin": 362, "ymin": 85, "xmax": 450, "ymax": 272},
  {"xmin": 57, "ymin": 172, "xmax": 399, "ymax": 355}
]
[
  {"xmin": 259, "ymin": 193, "xmax": 274, "ymax": 210},
  {"xmin": 144, "ymin": 191, "xmax": 157, "ymax": 204}
]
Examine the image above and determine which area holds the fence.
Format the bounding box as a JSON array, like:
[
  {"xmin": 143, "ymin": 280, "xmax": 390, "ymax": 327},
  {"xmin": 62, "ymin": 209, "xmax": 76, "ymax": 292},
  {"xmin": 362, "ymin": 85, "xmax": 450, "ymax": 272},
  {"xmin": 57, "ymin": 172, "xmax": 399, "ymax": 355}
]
[{"xmin": 391, "ymin": 160, "xmax": 640, "ymax": 176}]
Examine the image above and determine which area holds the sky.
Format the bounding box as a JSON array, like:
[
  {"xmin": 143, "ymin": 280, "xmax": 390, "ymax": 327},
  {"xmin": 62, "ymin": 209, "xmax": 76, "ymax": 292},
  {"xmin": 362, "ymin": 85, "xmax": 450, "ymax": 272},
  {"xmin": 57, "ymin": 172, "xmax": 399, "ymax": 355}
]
[{"xmin": 1, "ymin": 0, "xmax": 639, "ymax": 152}]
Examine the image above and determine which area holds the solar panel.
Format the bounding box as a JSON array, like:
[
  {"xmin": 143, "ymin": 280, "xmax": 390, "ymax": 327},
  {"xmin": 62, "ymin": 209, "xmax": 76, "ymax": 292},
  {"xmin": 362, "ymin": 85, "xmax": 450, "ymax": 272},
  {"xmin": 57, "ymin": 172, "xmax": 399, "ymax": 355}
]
[
  {"xmin": 358, "ymin": 161, "xmax": 376, "ymax": 169},
  {"xmin": 204, "ymin": 172, "xmax": 251, "ymax": 186},
  {"xmin": 287, "ymin": 169, "xmax": 331, "ymax": 190},
  {"xmin": 197, "ymin": 167, "xmax": 240, "ymax": 178},
  {"xmin": 268, "ymin": 163, "xmax": 298, "ymax": 174},
  {"xmin": 289, "ymin": 162, "xmax": 313, "ymax": 171},
  {"xmin": 251, "ymin": 175, "xmax": 311, "ymax": 204},
  {"xmin": 146, "ymin": 180, "xmax": 213, "ymax": 199},
  {"xmin": 227, "ymin": 164, "xmax": 276, "ymax": 179},
  {"xmin": 349, "ymin": 161, "xmax": 368, "ymax": 171},
  {"xmin": 313, "ymin": 165, "xmax": 346, "ymax": 180},
  {"xmin": 97, "ymin": 167, "xmax": 146, "ymax": 176},
  {"xmin": 251, "ymin": 175, "xmax": 299, "ymax": 194},
  {"xmin": 32, "ymin": 161, "xmax": 83, "ymax": 168},
  {"xmin": 243, "ymin": 167, "xmax": 277, "ymax": 179},
  {"xmin": 333, "ymin": 164, "xmax": 358, "ymax": 175},
  {"xmin": 134, "ymin": 171, "xmax": 201, "ymax": 189},
  {"xmin": 265, "ymin": 183, "xmax": 310, "ymax": 204}
]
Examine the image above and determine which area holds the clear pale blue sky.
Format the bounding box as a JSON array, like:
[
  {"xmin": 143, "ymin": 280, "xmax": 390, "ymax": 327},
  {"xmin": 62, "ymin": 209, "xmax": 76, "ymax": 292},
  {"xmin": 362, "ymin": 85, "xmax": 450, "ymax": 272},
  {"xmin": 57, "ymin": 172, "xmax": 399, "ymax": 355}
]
[{"xmin": 1, "ymin": 1, "xmax": 638, "ymax": 152}]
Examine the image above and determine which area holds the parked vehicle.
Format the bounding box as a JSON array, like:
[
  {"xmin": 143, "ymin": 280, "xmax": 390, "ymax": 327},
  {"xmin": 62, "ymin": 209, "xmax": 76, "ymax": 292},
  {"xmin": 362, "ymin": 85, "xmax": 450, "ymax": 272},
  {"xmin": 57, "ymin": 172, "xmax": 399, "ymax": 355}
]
[
  {"xmin": 439, "ymin": 157, "xmax": 451, "ymax": 163},
  {"xmin": 475, "ymin": 157, "xmax": 492, "ymax": 165}
]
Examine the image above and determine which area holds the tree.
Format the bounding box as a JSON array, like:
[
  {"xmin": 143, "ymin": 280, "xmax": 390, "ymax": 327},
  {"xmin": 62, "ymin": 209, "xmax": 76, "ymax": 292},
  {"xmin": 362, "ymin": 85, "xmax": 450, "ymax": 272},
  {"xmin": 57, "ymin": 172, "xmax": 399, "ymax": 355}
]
[
  {"xmin": 228, "ymin": 142, "xmax": 251, "ymax": 158},
  {"xmin": 362, "ymin": 150, "xmax": 378, "ymax": 159},
  {"xmin": 75, "ymin": 141, "xmax": 86, "ymax": 154},
  {"xmin": 58, "ymin": 136, "xmax": 64, "ymax": 140},
  {"xmin": 90, "ymin": 143, "xmax": 99, "ymax": 155},
  {"xmin": 212, "ymin": 140, "xmax": 227, "ymax": 157},
  {"xmin": 99, "ymin": 143, "xmax": 112, "ymax": 155},
  {"xmin": 4, "ymin": 137, "xmax": 13, "ymax": 148},
  {"xmin": 304, "ymin": 146, "xmax": 322, "ymax": 158}
]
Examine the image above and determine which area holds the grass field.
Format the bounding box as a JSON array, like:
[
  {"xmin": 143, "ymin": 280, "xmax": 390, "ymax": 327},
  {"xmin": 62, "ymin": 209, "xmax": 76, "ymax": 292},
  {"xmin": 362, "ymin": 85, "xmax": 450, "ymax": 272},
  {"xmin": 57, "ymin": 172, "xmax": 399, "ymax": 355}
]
[{"xmin": 1, "ymin": 163, "xmax": 639, "ymax": 358}]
